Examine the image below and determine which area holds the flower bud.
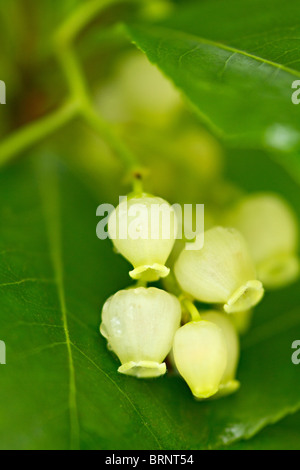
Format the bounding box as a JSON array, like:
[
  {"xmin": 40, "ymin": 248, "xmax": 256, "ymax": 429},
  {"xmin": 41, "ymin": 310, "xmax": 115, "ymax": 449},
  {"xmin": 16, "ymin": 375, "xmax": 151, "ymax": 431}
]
[
  {"xmin": 108, "ymin": 194, "xmax": 177, "ymax": 281},
  {"xmin": 230, "ymin": 309, "xmax": 253, "ymax": 335},
  {"xmin": 201, "ymin": 311, "xmax": 240, "ymax": 396},
  {"xmin": 174, "ymin": 226, "xmax": 264, "ymax": 313},
  {"xmin": 173, "ymin": 321, "xmax": 227, "ymax": 399},
  {"xmin": 224, "ymin": 193, "xmax": 299, "ymax": 289},
  {"xmin": 100, "ymin": 287, "xmax": 181, "ymax": 378},
  {"xmin": 97, "ymin": 52, "xmax": 181, "ymax": 125},
  {"xmin": 118, "ymin": 52, "xmax": 181, "ymax": 124}
]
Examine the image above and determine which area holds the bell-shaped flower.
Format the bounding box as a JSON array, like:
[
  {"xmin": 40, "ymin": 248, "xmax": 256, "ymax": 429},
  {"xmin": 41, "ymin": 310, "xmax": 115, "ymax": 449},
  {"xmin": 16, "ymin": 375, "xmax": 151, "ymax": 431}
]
[
  {"xmin": 108, "ymin": 194, "xmax": 177, "ymax": 281},
  {"xmin": 174, "ymin": 226, "xmax": 264, "ymax": 313},
  {"xmin": 201, "ymin": 311, "xmax": 240, "ymax": 396},
  {"xmin": 173, "ymin": 320, "xmax": 227, "ymax": 399},
  {"xmin": 100, "ymin": 287, "xmax": 181, "ymax": 378},
  {"xmin": 224, "ymin": 193, "xmax": 299, "ymax": 289}
]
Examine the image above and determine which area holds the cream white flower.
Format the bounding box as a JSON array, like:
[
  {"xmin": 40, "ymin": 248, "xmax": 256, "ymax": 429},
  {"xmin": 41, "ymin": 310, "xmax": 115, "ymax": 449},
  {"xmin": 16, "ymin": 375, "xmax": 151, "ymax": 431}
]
[
  {"xmin": 201, "ymin": 311, "xmax": 240, "ymax": 396},
  {"xmin": 174, "ymin": 226, "xmax": 264, "ymax": 313},
  {"xmin": 100, "ymin": 287, "xmax": 181, "ymax": 378},
  {"xmin": 173, "ymin": 320, "xmax": 227, "ymax": 399},
  {"xmin": 225, "ymin": 193, "xmax": 299, "ymax": 289},
  {"xmin": 108, "ymin": 194, "xmax": 177, "ymax": 281}
]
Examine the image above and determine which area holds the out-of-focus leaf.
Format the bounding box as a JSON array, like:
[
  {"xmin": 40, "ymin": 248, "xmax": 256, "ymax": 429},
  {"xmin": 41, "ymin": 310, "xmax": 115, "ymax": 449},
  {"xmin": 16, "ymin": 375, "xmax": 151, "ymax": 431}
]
[
  {"xmin": 125, "ymin": 0, "xmax": 300, "ymax": 148},
  {"xmin": 0, "ymin": 151, "xmax": 300, "ymax": 449}
]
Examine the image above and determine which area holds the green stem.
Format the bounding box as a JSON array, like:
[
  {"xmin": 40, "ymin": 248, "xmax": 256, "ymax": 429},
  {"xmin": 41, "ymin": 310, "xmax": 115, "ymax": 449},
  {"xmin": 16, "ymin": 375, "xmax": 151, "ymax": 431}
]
[
  {"xmin": 0, "ymin": 100, "xmax": 79, "ymax": 167},
  {"xmin": 56, "ymin": 46, "xmax": 90, "ymax": 102},
  {"xmin": 54, "ymin": 0, "xmax": 155, "ymax": 46},
  {"xmin": 132, "ymin": 176, "xmax": 144, "ymax": 195},
  {"xmin": 135, "ymin": 279, "xmax": 148, "ymax": 288},
  {"xmin": 55, "ymin": 0, "xmax": 122, "ymax": 46},
  {"xmin": 80, "ymin": 101, "xmax": 140, "ymax": 173},
  {"xmin": 0, "ymin": 0, "xmax": 144, "ymax": 177},
  {"xmin": 55, "ymin": 26, "xmax": 142, "ymax": 181},
  {"xmin": 181, "ymin": 297, "xmax": 201, "ymax": 322}
]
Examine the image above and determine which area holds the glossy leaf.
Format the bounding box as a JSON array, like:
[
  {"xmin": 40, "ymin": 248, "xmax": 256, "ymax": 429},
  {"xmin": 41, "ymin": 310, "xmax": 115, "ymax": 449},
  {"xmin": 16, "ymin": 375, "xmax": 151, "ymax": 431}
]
[
  {"xmin": 125, "ymin": 0, "xmax": 300, "ymax": 148},
  {"xmin": 224, "ymin": 411, "xmax": 300, "ymax": 450},
  {"xmin": 0, "ymin": 151, "xmax": 299, "ymax": 449}
]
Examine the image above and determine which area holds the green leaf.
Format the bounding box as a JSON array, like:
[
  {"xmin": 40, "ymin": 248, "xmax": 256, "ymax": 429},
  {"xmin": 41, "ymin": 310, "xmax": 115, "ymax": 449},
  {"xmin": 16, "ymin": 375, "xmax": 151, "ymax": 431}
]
[
  {"xmin": 0, "ymin": 151, "xmax": 300, "ymax": 450},
  {"xmin": 125, "ymin": 0, "xmax": 300, "ymax": 148},
  {"xmin": 224, "ymin": 411, "xmax": 300, "ymax": 450}
]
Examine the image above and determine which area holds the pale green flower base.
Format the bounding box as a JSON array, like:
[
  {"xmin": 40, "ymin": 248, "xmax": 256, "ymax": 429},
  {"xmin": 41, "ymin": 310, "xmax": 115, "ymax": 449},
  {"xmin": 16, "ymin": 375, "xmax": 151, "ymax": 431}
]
[
  {"xmin": 118, "ymin": 361, "xmax": 167, "ymax": 378},
  {"xmin": 257, "ymin": 253, "xmax": 300, "ymax": 289},
  {"xmin": 224, "ymin": 280, "xmax": 264, "ymax": 314},
  {"xmin": 129, "ymin": 263, "xmax": 170, "ymax": 282}
]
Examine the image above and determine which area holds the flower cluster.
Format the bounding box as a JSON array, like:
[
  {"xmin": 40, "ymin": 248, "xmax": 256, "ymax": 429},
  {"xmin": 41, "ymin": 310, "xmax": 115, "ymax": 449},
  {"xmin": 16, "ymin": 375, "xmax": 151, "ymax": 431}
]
[{"xmin": 100, "ymin": 191, "xmax": 299, "ymax": 399}]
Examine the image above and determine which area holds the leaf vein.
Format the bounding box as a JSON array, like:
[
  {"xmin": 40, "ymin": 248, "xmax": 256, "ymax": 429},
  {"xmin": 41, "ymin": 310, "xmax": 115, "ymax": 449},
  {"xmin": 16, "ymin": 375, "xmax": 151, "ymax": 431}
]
[{"xmin": 72, "ymin": 343, "xmax": 164, "ymax": 450}]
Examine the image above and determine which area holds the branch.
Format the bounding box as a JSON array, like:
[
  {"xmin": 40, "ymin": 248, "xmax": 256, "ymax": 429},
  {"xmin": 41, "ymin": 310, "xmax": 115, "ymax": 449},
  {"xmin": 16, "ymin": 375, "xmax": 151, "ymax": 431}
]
[
  {"xmin": 54, "ymin": 15, "xmax": 142, "ymax": 175},
  {"xmin": 80, "ymin": 102, "xmax": 139, "ymax": 172},
  {"xmin": 0, "ymin": 0, "xmax": 143, "ymax": 178},
  {"xmin": 55, "ymin": 0, "xmax": 122, "ymax": 46},
  {"xmin": 0, "ymin": 100, "xmax": 79, "ymax": 167}
]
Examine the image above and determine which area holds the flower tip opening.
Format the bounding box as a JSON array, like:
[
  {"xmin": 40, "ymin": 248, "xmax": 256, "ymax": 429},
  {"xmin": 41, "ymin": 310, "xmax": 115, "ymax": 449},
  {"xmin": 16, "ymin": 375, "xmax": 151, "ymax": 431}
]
[
  {"xmin": 195, "ymin": 380, "xmax": 240, "ymax": 401},
  {"xmin": 118, "ymin": 361, "xmax": 167, "ymax": 378},
  {"xmin": 224, "ymin": 280, "xmax": 264, "ymax": 314},
  {"xmin": 257, "ymin": 253, "xmax": 300, "ymax": 289},
  {"xmin": 192, "ymin": 386, "xmax": 220, "ymax": 400},
  {"xmin": 216, "ymin": 379, "xmax": 241, "ymax": 398},
  {"xmin": 129, "ymin": 264, "xmax": 170, "ymax": 282}
]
